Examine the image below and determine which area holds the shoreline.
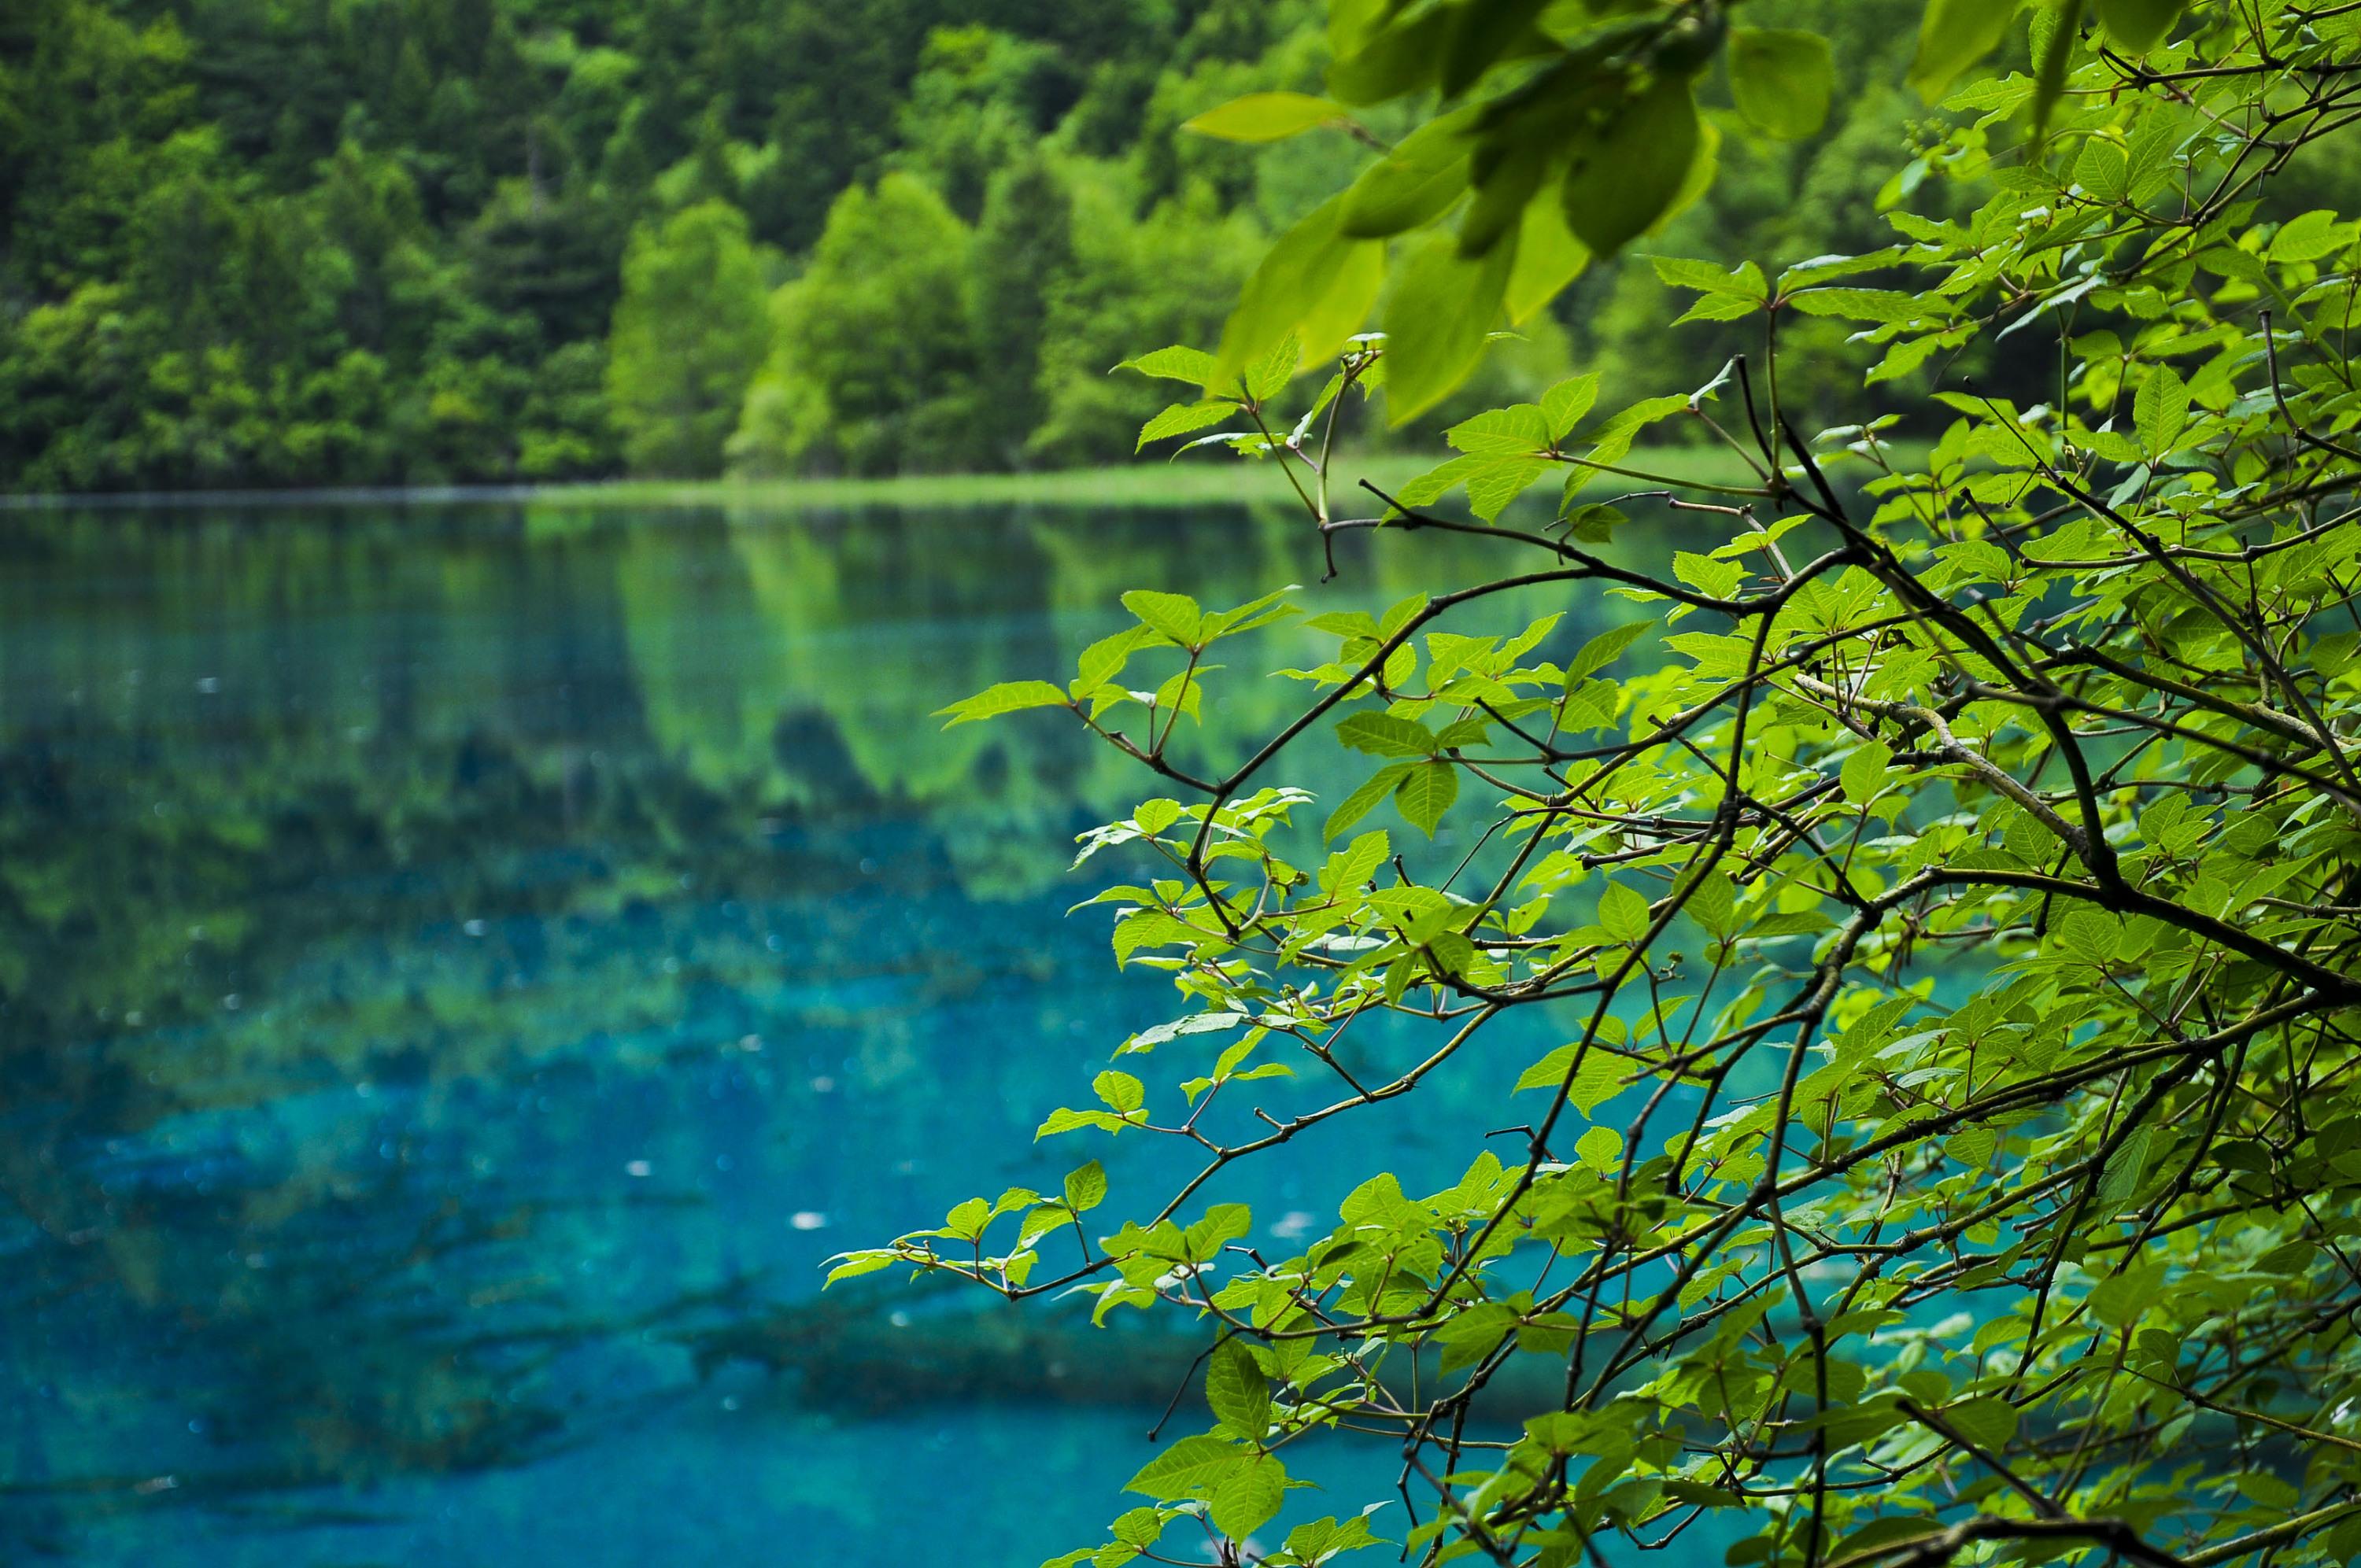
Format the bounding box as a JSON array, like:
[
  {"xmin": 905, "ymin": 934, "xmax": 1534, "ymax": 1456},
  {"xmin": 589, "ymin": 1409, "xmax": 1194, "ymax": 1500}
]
[{"xmin": 0, "ymin": 448, "xmax": 1771, "ymax": 514}]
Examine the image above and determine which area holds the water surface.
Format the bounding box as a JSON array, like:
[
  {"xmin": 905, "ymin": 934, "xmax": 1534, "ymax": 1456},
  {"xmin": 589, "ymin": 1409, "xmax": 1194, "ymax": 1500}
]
[{"xmin": 0, "ymin": 496, "xmax": 1658, "ymax": 1565}]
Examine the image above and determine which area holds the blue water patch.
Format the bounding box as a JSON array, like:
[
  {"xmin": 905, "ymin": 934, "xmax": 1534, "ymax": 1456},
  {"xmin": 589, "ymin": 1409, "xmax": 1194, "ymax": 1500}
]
[{"xmin": 0, "ymin": 498, "xmax": 1732, "ymax": 1565}]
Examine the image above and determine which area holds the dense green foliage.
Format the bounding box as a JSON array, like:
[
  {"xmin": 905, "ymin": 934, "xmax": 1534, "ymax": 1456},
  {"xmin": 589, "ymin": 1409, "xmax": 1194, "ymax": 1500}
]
[
  {"xmin": 850, "ymin": 3, "xmax": 2361, "ymax": 1566},
  {"xmin": 3, "ymin": 0, "xmax": 1939, "ymax": 490}
]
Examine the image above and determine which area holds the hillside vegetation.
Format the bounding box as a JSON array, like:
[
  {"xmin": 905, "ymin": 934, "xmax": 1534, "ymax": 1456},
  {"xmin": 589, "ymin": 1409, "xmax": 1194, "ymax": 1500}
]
[{"xmin": 2, "ymin": 0, "xmax": 1925, "ymax": 490}]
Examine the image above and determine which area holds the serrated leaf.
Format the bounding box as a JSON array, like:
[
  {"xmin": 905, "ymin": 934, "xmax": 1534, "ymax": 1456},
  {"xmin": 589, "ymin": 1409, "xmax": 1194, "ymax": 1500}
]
[
  {"xmin": 1467, "ymin": 456, "xmax": 1550, "ymax": 520},
  {"xmin": 1065, "ymin": 1160, "xmax": 1107, "ymax": 1214},
  {"xmin": 1211, "ymin": 1456, "xmax": 1286, "ymax": 1540},
  {"xmin": 1126, "ymin": 1433, "xmax": 1248, "ymax": 1497},
  {"xmin": 822, "ymin": 1252, "xmax": 896, "ymax": 1287},
  {"xmin": 1446, "ymin": 404, "xmax": 1549, "ymax": 455},
  {"xmin": 2135, "ymin": 365, "xmax": 2189, "ymax": 456},
  {"xmin": 2098, "ymin": 1124, "xmax": 2156, "ymax": 1207},
  {"xmin": 1541, "ymin": 374, "xmax": 1602, "ymax": 442},
  {"xmin": 937, "ymin": 681, "xmax": 1071, "ymax": 726},
  {"xmin": 2269, "ymin": 208, "xmax": 2351, "ymax": 264},
  {"xmin": 1395, "ymin": 761, "xmax": 1459, "ymax": 836},
  {"xmin": 1515, "ymin": 1046, "xmax": 1628, "ymax": 1115},
  {"xmin": 1597, "ymin": 880, "xmax": 1650, "ymax": 944},
  {"xmin": 1094, "ymin": 1070, "xmax": 1145, "ymax": 1115},
  {"xmin": 1327, "ymin": 763, "xmax": 1415, "ymax": 841},
  {"xmin": 1116, "ymin": 345, "xmax": 1220, "ymax": 385},
  {"xmin": 1206, "ymin": 1340, "xmax": 1272, "ymax": 1439},
  {"xmin": 1843, "ymin": 740, "xmax": 1894, "ymax": 804},
  {"xmin": 1565, "ymin": 621, "xmax": 1651, "ymax": 682},
  {"xmin": 1138, "ymin": 399, "xmax": 1240, "ymax": 450},
  {"xmin": 1338, "ymin": 711, "xmax": 1438, "ymax": 758},
  {"xmin": 1124, "ymin": 588, "xmax": 1204, "ymax": 647},
  {"xmin": 1786, "ymin": 288, "xmax": 1929, "ymax": 324},
  {"xmin": 1585, "ymin": 394, "xmax": 1690, "ymax": 466},
  {"xmin": 1321, "ymin": 830, "xmax": 1391, "ymax": 895}
]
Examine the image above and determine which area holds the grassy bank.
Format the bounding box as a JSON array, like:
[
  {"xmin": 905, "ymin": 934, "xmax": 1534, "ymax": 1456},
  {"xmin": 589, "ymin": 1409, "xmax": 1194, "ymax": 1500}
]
[{"xmin": 530, "ymin": 446, "xmax": 1796, "ymax": 511}]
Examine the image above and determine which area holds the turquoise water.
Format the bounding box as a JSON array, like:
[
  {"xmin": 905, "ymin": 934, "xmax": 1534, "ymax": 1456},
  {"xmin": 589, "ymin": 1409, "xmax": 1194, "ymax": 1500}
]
[{"xmin": 0, "ymin": 497, "xmax": 1652, "ymax": 1566}]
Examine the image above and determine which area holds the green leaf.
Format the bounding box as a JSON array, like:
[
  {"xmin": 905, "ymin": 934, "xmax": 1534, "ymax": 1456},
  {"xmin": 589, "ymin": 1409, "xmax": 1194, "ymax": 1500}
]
[
  {"xmin": 1206, "ymin": 1339, "xmax": 1272, "ymax": 1439},
  {"xmin": 1565, "ymin": 621, "xmax": 1652, "ymax": 681},
  {"xmin": 937, "ymin": 681, "xmax": 1071, "ymax": 726},
  {"xmin": 2073, "ymin": 137, "xmax": 2129, "ymax": 202},
  {"xmin": 1326, "ymin": 763, "xmax": 1415, "ymax": 841},
  {"xmin": 1210, "ymin": 1456, "xmax": 1286, "ymax": 1540},
  {"xmin": 1585, "ymin": 394, "xmax": 1690, "ymax": 467},
  {"xmin": 1384, "ymin": 228, "xmax": 1517, "ymax": 423},
  {"xmin": 2135, "ymin": 364, "xmax": 2189, "ymax": 456},
  {"xmin": 1447, "ymin": 404, "xmax": 1549, "ymax": 455},
  {"xmin": 1597, "ymin": 880, "xmax": 1651, "ymax": 945},
  {"xmin": 2090, "ymin": 1260, "xmax": 2162, "ymax": 1326},
  {"xmin": 822, "ymin": 1251, "xmax": 897, "ymax": 1287},
  {"xmin": 2098, "ymin": 1124, "xmax": 2156, "ymax": 1206},
  {"xmin": 1504, "ymin": 190, "xmax": 1591, "ymax": 323},
  {"xmin": 1214, "ymin": 196, "xmax": 1384, "ymax": 394},
  {"xmin": 1842, "ymin": 740, "xmax": 1894, "ymax": 804},
  {"xmin": 1328, "ymin": 4, "xmax": 1450, "ymax": 104},
  {"xmin": 1184, "ymin": 92, "xmax": 1344, "ymax": 143},
  {"xmin": 1321, "ymin": 830, "xmax": 1391, "ymax": 895},
  {"xmin": 1560, "ymin": 75, "xmax": 1701, "ymax": 257},
  {"xmin": 1466, "ymin": 456, "xmax": 1549, "ymax": 520},
  {"xmin": 1064, "ymin": 1160, "xmax": 1108, "ymax": 1214},
  {"xmin": 2094, "ymin": 0, "xmax": 2183, "ymax": 52},
  {"xmin": 1728, "ymin": 28, "xmax": 1833, "ymax": 139},
  {"xmin": 1542, "ymin": 374, "xmax": 1602, "ymax": 442},
  {"xmin": 1673, "ymin": 550, "xmax": 1742, "ymax": 600},
  {"xmin": 1942, "ymin": 1396, "xmax": 2019, "ymax": 1450},
  {"xmin": 1514, "ymin": 1046, "xmax": 1628, "ymax": 1114},
  {"xmin": 1337, "ymin": 711, "xmax": 1438, "ymax": 758},
  {"xmin": 1115, "ymin": 345, "xmax": 1219, "ymax": 385},
  {"xmin": 1075, "ymin": 625, "xmax": 1155, "ymax": 695},
  {"xmin": 2269, "ymin": 209, "xmax": 2352, "ymax": 264},
  {"xmin": 1124, "ymin": 588, "xmax": 1204, "ymax": 647},
  {"xmin": 1909, "ymin": 0, "xmax": 2016, "ymax": 102},
  {"xmin": 1283, "ymin": 1515, "xmax": 1384, "ymax": 1566},
  {"xmin": 1394, "ymin": 760, "xmax": 1459, "ymax": 836},
  {"xmin": 2030, "ymin": 0, "xmax": 2085, "ymax": 145},
  {"xmin": 1786, "ymin": 288, "xmax": 1930, "ymax": 324},
  {"xmin": 1137, "ymin": 399, "xmax": 1239, "ymax": 450},
  {"xmin": 1442, "ymin": 0, "xmax": 1550, "ymax": 97},
  {"xmin": 1094, "ymin": 1070, "xmax": 1144, "ymax": 1115},
  {"xmin": 1575, "ymin": 1124, "xmax": 1623, "ymax": 1171},
  {"xmin": 1133, "ymin": 798, "xmax": 1182, "ymax": 836},
  {"xmin": 1125, "ymin": 1433, "xmax": 1247, "ymax": 1497},
  {"xmin": 1339, "ymin": 115, "xmax": 1474, "ymax": 238},
  {"xmin": 1652, "ymin": 256, "xmax": 1768, "ymax": 301}
]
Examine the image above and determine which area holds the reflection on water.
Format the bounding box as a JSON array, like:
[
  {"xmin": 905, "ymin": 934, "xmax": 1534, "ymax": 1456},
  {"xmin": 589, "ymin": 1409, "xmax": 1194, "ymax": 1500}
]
[{"xmin": 0, "ymin": 496, "xmax": 1665, "ymax": 1566}]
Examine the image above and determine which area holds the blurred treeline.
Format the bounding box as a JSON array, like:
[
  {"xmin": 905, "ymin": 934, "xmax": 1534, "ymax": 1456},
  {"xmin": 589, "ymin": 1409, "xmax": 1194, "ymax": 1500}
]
[{"xmin": 2, "ymin": 0, "xmax": 1927, "ymax": 492}]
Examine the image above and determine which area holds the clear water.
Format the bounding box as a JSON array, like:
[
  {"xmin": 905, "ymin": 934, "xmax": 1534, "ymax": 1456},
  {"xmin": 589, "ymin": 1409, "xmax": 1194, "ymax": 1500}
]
[{"xmin": 0, "ymin": 496, "xmax": 1683, "ymax": 1566}]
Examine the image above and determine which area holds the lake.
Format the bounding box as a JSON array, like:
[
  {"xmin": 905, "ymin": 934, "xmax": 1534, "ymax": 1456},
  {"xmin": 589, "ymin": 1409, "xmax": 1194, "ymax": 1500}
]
[{"xmin": 0, "ymin": 493, "xmax": 1679, "ymax": 1566}]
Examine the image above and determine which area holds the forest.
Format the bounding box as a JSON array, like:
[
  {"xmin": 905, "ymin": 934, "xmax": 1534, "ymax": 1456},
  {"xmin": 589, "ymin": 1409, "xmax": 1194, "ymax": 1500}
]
[{"xmin": 2, "ymin": 0, "xmax": 1932, "ymax": 491}]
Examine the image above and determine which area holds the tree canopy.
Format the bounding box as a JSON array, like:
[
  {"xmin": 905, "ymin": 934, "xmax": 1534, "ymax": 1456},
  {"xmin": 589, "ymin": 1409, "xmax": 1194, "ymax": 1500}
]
[
  {"xmin": 844, "ymin": 3, "xmax": 2361, "ymax": 1566},
  {"xmin": 6, "ymin": 0, "xmax": 1968, "ymax": 490}
]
